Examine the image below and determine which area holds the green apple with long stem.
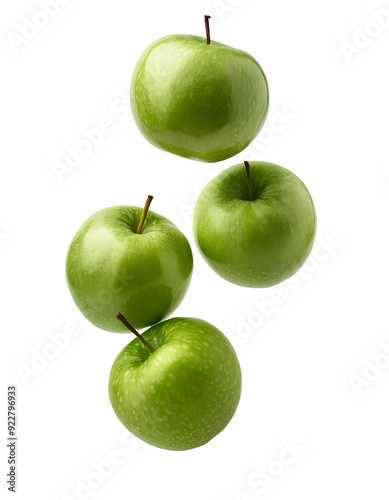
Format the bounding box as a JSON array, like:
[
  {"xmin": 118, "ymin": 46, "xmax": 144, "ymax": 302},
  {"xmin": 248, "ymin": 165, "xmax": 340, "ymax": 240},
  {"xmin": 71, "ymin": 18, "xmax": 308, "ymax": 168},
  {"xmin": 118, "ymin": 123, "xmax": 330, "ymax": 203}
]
[
  {"xmin": 193, "ymin": 161, "xmax": 317, "ymax": 287},
  {"xmin": 109, "ymin": 313, "xmax": 242, "ymax": 451},
  {"xmin": 66, "ymin": 196, "xmax": 193, "ymax": 332},
  {"xmin": 130, "ymin": 15, "xmax": 269, "ymax": 162}
]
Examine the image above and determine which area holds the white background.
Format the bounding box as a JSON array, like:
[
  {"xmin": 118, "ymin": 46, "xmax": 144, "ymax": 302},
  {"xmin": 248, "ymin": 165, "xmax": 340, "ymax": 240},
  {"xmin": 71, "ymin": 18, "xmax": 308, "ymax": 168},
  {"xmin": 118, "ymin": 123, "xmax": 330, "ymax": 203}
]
[{"xmin": 1, "ymin": 0, "xmax": 389, "ymax": 499}]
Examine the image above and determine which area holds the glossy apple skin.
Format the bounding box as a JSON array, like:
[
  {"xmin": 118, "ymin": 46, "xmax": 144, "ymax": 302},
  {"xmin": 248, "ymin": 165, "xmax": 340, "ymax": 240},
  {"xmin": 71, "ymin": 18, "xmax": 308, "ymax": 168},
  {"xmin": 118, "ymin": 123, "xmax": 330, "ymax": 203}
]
[
  {"xmin": 130, "ymin": 35, "xmax": 269, "ymax": 163},
  {"xmin": 66, "ymin": 207, "xmax": 193, "ymax": 332},
  {"xmin": 193, "ymin": 162, "xmax": 316, "ymax": 287},
  {"xmin": 109, "ymin": 317, "xmax": 242, "ymax": 451}
]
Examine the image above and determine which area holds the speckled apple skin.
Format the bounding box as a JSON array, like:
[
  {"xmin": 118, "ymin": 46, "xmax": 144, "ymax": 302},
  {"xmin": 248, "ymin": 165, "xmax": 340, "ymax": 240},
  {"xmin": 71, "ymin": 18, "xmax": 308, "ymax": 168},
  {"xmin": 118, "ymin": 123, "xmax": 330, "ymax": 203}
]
[
  {"xmin": 193, "ymin": 162, "xmax": 317, "ymax": 287},
  {"xmin": 130, "ymin": 35, "xmax": 269, "ymax": 162},
  {"xmin": 109, "ymin": 318, "xmax": 242, "ymax": 451}
]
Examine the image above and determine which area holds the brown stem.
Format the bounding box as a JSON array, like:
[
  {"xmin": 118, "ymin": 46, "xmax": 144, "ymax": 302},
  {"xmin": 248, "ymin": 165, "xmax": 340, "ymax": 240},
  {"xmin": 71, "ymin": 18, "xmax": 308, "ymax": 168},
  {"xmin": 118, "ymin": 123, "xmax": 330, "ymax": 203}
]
[
  {"xmin": 116, "ymin": 313, "xmax": 154, "ymax": 353},
  {"xmin": 204, "ymin": 15, "xmax": 211, "ymax": 44},
  {"xmin": 137, "ymin": 195, "xmax": 153, "ymax": 234},
  {"xmin": 244, "ymin": 161, "xmax": 253, "ymax": 201}
]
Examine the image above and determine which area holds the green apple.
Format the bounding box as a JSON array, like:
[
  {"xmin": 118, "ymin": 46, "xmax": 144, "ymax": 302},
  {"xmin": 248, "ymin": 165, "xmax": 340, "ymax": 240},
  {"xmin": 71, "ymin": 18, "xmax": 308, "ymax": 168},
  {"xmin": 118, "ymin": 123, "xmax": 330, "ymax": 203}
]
[
  {"xmin": 130, "ymin": 16, "xmax": 269, "ymax": 162},
  {"xmin": 193, "ymin": 161, "xmax": 316, "ymax": 287},
  {"xmin": 66, "ymin": 197, "xmax": 193, "ymax": 332},
  {"xmin": 109, "ymin": 314, "xmax": 242, "ymax": 451}
]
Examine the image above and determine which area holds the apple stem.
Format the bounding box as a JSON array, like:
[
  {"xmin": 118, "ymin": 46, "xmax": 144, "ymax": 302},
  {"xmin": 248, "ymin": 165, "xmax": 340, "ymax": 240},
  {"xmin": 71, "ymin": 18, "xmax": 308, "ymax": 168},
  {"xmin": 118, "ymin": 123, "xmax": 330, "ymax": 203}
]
[
  {"xmin": 244, "ymin": 161, "xmax": 253, "ymax": 201},
  {"xmin": 137, "ymin": 195, "xmax": 153, "ymax": 234},
  {"xmin": 116, "ymin": 313, "xmax": 155, "ymax": 353},
  {"xmin": 204, "ymin": 15, "xmax": 211, "ymax": 44}
]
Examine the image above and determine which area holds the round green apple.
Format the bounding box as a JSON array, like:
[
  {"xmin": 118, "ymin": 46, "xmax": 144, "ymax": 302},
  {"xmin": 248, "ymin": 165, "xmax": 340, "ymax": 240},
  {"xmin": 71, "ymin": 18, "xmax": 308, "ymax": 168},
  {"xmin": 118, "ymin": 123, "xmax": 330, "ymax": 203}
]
[
  {"xmin": 193, "ymin": 161, "xmax": 317, "ymax": 287},
  {"xmin": 109, "ymin": 315, "xmax": 242, "ymax": 451},
  {"xmin": 130, "ymin": 17, "xmax": 269, "ymax": 162},
  {"xmin": 66, "ymin": 199, "xmax": 193, "ymax": 332}
]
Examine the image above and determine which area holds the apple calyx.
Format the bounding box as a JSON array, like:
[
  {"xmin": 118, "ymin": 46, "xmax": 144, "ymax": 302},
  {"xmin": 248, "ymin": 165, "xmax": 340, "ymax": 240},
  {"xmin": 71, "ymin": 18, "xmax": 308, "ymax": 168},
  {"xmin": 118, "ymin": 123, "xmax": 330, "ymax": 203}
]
[
  {"xmin": 244, "ymin": 161, "xmax": 253, "ymax": 201},
  {"xmin": 137, "ymin": 195, "xmax": 153, "ymax": 234},
  {"xmin": 204, "ymin": 15, "xmax": 211, "ymax": 44},
  {"xmin": 116, "ymin": 313, "xmax": 155, "ymax": 353}
]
